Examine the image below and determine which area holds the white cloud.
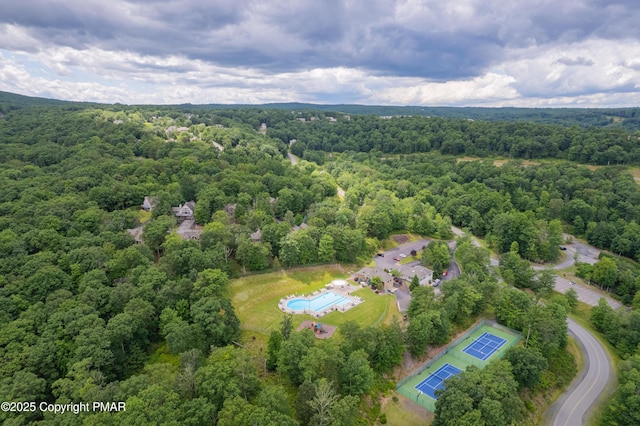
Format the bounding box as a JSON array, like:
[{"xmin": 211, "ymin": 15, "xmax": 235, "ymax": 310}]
[
  {"xmin": 368, "ymin": 72, "xmax": 519, "ymax": 106},
  {"xmin": 503, "ymin": 38, "xmax": 640, "ymax": 98},
  {"xmin": 1, "ymin": 1, "xmax": 640, "ymax": 106}
]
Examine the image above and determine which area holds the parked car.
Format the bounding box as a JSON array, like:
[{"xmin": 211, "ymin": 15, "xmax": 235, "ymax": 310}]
[
  {"xmin": 399, "ymin": 254, "xmax": 407, "ymax": 258},
  {"xmin": 442, "ymin": 270, "xmax": 448, "ymax": 277},
  {"xmin": 376, "ymin": 253, "xmax": 384, "ymax": 257},
  {"xmin": 393, "ymin": 257, "xmax": 400, "ymax": 261},
  {"xmin": 433, "ymin": 279, "xmax": 441, "ymax": 287},
  {"xmin": 560, "ymin": 246, "xmax": 567, "ymax": 251}
]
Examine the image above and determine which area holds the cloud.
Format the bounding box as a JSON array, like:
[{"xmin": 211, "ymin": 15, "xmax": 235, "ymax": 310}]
[
  {"xmin": 556, "ymin": 56, "xmax": 594, "ymax": 66},
  {"xmin": 1, "ymin": 0, "xmax": 640, "ymax": 106},
  {"xmin": 503, "ymin": 39, "xmax": 640, "ymax": 99}
]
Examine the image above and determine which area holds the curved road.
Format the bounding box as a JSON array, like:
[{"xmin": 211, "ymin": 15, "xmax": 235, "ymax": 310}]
[{"xmin": 547, "ymin": 318, "xmax": 614, "ymax": 426}]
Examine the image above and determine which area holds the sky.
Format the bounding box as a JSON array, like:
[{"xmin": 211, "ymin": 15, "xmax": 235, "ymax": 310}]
[{"xmin": 0, "ymin": 0, "xmax": 639, "ymax": 107}]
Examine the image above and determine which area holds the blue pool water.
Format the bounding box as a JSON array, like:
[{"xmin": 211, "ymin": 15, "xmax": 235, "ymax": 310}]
[{"xmin": 287, "ymin": 291, "xmax": 352, "ymax": 312}]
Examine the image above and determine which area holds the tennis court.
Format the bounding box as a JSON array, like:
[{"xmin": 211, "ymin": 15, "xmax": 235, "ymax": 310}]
[
  {"xmin": 415, "ymin": 363, "xmax": 462, "ymax": 399},
  {"xmin": 462, "ymin": 332, "xmax": 506, "ymax": 361},
  {"xmin": 396, "ymin": 321, "xmax": 521, "ymax": 412}
]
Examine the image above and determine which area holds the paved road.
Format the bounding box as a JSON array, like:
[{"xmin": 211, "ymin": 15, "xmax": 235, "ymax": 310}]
[
  {"xmin": 451, "ymin": 226, "xmax": 499, "ymax": 266},
  {"xmin": 451, "ymin": 227, "xmax": 618, "ymax": 308},
  {"xmin": 530, "ymin": 236, "xmax": 620, "ymax": 309},
  {"xmin": 450, "ymin": 226, "xmax": 618, "ymax": 424},
  {"xmin": 547, "ymin": 318, "xmax": 614, "ymax": 426},
  {"xmin": 288, "ymin": 152, "xmax": 299, "ymax": 165},
  {"xmin": 534, "ymin": 237, "xmax": 601, "ymax": 271}
]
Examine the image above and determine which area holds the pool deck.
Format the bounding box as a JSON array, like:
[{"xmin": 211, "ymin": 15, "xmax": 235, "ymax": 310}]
[{"xmin": 278, "ymin": 284, "xmax": 364, "ymax": 318}]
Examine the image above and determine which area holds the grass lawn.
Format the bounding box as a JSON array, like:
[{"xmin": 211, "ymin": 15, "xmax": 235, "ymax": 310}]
[
  {"xmin": 229, "ymin": 265, "xmax": 401, "ymax": 337},
  {"xmin": 321, "ymin": 286, "xmax": 400, "ymax": 328},
  {"xmin": 381, "ymin": 394, "xmax": 432, "ymax": 425},
  {"xmin": 137, "ymin": 209, "xmax": 152, "ymax": 224},
  {"xmin": 399, "ymin": 251, "xmax": 422, "ymax": 265},
  {"xmin": 628, "ymin": 166, "xmax": 640, "ymax": 182}
]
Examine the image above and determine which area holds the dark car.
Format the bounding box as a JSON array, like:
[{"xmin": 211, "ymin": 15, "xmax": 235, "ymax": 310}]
[
  {"xmin": 560, "ymin": 246, "xmax": 567, "ymax": 250},
  {"xmin": 376, "ymin": 253, "xmax": 384, "ymax": 257}
]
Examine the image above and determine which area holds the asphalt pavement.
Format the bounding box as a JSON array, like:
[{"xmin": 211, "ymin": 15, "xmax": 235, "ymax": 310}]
[
  {"xmin": 547, "ymin": 318, "xmax": 614, "ymax": 426},
  {"xmin": 530, "ymin": 235, "xmax": 620, "ymax": 309},
  {"xmin": 445, "ymin": 240, "xmax": 460, "ymax": 281},
  {"xmin": 369, "ymin": 239, "xmax": 432, "ymax": 312},
  {"xmin": 533, "ymin": 238, "xmax": 601, "ymax": 271},
  {"xmin": 447, "ymin": 227, "xmax": 618, "ymax": 424},
  {"xmin": 373, "ymin": 240, "xmax": 430, "ymax": 270},
  {"xmin": 555, "ymin": 276, "xmax": 621, "ymax": 309}
]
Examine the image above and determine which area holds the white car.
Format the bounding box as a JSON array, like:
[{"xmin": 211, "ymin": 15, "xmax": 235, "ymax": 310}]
[{"xmin": 399, "ymin": 254, "xmax": 407, "ymax": 258}]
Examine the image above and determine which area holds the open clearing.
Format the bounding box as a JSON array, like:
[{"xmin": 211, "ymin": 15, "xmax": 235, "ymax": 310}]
[
  {"xmin": 456, "ymin": 156, "xmax": 607, "ymax": 171},
  {"xmin": 628, "ymin": 167, "xmax": 640, "ymax": 185},
  {"xmin": 230, "ymin": 265, "xmax": 400, "ymax": 336},
  {"xmin": 455, "ymin": 156, "xmax": 542, "ymax": 167}
]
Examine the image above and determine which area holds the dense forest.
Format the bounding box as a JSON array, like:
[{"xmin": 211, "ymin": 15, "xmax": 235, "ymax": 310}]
[
  {"xmin": 0, "ymin": 92, "xmax": 639, "ymax": 425},
  {"xmin": 200, "ymin": 103, "xmax": 640, "ymax": 131}
]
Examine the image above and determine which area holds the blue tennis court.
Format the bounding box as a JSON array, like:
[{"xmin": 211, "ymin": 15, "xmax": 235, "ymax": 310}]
[
  {"xmin": 462, "ymin": 332, "xmax": 506, "ymax": 361},
  {"xmin": 414, "ymin": 363, "xmax": 462, "ymax": 399}
]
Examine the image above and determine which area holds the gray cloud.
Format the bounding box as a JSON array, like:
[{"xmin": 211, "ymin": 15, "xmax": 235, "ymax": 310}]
[
  {"xmin": 2, "ymin": 0, "xmax": 637, "ymax": 79},
  {"xmin": 556, "ymin": 56, "xmax": 595, "ymax": 66},
  {"xmin": 1, "ymin": 0, "xmax": 640, "ymax": 105}
]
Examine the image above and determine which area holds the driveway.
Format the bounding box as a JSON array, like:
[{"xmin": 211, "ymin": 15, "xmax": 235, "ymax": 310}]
[
  {"xmin": 395, "ymin": 283, "xmax": 413, "ymax": 312},
  {"xmin": 444, "ymin": 240, "xmax": 460, "ymax": 281}
]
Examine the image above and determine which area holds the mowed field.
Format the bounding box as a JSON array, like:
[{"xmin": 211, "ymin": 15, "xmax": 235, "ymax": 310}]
[
  {"xmin": 456, "ymin": 156, "xmax": 605, "ymax": 170},
  {"xmin": 629, "ymin": 167, "xmax": 640, "ymax": 185},
  {"xmin": 229, "ymin": 265, "xmax": 401, "ymax": 336},
  {"xmin": 456, "ymin": 156, "xmax": 543, "ymax": 167}
]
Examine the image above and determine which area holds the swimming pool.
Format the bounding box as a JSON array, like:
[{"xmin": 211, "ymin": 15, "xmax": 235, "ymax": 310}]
[{"xmin": 286, "ymin": 291, "xmax": 352, "ymax": 313}]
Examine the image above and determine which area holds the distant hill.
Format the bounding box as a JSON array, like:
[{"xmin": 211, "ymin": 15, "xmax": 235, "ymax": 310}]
[
  {"xmin": 190, "ymin": 103, "xmax": 640, "ymax": 130},
  {"xmin": 0, "ymin": 91, "xmax": 68, "ymax": 108},
  {"xmin": 1, "ymin": 90, "xmax": 639, "ymax": 130}
]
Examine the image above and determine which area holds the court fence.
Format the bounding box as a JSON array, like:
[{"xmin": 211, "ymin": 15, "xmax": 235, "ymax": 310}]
[
  {"xmin": 396, "ymin": 319, "xmax": 522, "ymax": 392},
  {"xmin": 396, "ymin": 319, "xmax": 488, "ymax": 390}
]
